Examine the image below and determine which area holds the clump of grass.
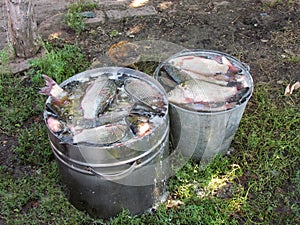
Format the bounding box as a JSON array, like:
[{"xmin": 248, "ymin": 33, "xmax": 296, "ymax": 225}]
[
  {"xmin": 12, "ymin": 123, "xmax": 53, "ymax": 166},
  {"xmin": 0, "ymin": 74, "xmax": 45, "ymax": 135},
  {"xmin": 29, "ymin": 42, "xmax": 89, "ymax": 84},
  {"xmin": 0, "ymin": 46, "xmax": 13, "ymax": 75},
  {"xmin": 65, "ymin": 1, "xmax": 98, "ymax": 33}
]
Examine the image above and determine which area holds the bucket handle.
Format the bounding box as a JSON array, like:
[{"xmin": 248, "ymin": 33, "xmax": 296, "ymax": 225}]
[
  {"xmin": 87, "ymin": 161, "xmax": 137, "ymax": 180},
  {"xmin": 88, "ymin": 148, "xmax": 162, "ymax": 181}
]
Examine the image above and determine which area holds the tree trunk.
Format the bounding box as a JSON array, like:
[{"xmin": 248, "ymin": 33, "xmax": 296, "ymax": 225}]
[{"xmin": 5, "ymin": 0, "xmax": 40, "ymax": 58}]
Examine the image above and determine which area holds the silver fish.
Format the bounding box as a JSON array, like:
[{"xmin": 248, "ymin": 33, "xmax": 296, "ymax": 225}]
[
  {"xmin": 46, "ymin": 116, "xmax": 67, "ymax": 133},
  {"xmin": 73, "ymin": 124, "xmax": 128, "ymax": 145},
  {"xmin": 167, "ymin": 79, "xmax": 238, "ymax": 105},
  {"xmin": 81, "ymin": 76, "xmax": 117, "ymax": 119},
  {"xmin": 162, "ymin": 64, "xmax": 229, "ymax": 86},
  {"xmin": 124, "ymin": 77, "xmax": 166, "ymax": 110},
  {"xmin": 39, "ymin": 75, "xmax": 71, "ymax": 106},
  {"xmin": 169, "ymin": 55, "xmax": 229, "ymax": 76},
  {"xmin": 73, "ymin": 110, "xmax": 129, "ymax": 129}
]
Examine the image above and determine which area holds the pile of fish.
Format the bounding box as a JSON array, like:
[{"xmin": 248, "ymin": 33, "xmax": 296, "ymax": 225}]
[
  {"xmin": 156, "ymin": 53, "xmax": 251, "ymax": 112},
  {"xmin": 40, "ymin": 71, "xmax": 167, "ymax": 146}
]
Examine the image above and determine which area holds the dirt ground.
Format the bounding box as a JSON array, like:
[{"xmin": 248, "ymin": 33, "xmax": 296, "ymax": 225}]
[
  {"xmin": 1, "ymin": 0, "xmax": 299, "ymax": 84},
  {"xmin": 1, "ymin": 0, "xmax": 299, "ymax": 183}
]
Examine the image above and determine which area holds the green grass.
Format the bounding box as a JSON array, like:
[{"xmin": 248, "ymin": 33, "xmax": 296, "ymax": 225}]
[
  {"xmin": 0, "ymin": 44, "xmax": 299, "ymax": 224},
  {"xmin": 65, "ymin": 1, "xmax": 98, "ymax": 33}
]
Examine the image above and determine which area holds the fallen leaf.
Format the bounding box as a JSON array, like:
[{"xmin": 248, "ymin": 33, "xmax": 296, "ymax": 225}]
[
  {"xmin": 166, "ymin": 199, "xmax": 184, "ymax": 209},
  {"xmin": 129, "ymin": 0, "xmax": 149, "ymax": 8},
  {"xmin": 284, "ymin": 81, "xmax": 300, "ymax": 95},
  {"xmin": 158, "ymin": 1, "xmax": 173, "ymax": 10}
]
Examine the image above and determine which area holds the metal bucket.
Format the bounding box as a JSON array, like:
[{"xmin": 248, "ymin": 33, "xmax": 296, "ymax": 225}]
[
  {"xmin": 154, "ymin": 50, "xmax": 253, "ymax": 163},
  {"xmin": 44, "ymin": 67, "xmax": 170, "ymax": 219}
]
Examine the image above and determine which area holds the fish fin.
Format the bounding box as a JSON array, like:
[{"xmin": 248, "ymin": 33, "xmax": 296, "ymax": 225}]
[
  {"xmin": 39, "ymin": 75, "xmax": 55, "ymax": 95},
  {"xmin": 39, "ymin": 74, "xmax": 64, "ymax": 97},
  {"xmin": 184, "ymin": 97, "xmax": 194, "ymax": 103},
  {"xmin": 221, "ymin": 56, "xmax": 241, "ymax": 73}
]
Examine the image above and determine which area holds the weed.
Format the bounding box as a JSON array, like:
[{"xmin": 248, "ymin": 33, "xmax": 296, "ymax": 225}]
[
  {"xmin": 109, "ymin": 30, "xmax": 120, "ymax": 37},
  {"xmin": 29, "ymin": 42, "xmax": 89, "ymax": 84},
  {"xmin": 0, "ymin": 45, "xmax": 14, "ymax": 75},
  {"xmin": 12, "ymin": 123, "xmax": 53, "ymax": 166},
  {"xmin": 65, "ymin": 1, "xmax": 97, "ymax": 33},
  {"xmin": 0, "ymin": 74, "xmax": 44, "ymax": 135}
]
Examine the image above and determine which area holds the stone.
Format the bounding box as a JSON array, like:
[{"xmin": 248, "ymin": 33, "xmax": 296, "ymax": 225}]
[
  {"xmin": 106, "ymin": 5, "xmax": 157, "ymax": 21},
  {"xmin": 84, "ymin": 10, "xmax": 106, "ymax": 27}
]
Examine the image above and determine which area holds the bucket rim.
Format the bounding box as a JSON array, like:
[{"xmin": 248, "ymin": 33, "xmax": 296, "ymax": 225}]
[
  {"xmin": 44, "ymin": 66, "xmax": 169, "ymax": 148},
  {"xmin": 153, "ymin": 49, "xmax": 254, "ymax": 114},
  {"xmin": 50, "ymin": 122, "xmax": 169, "ymax": 167}
]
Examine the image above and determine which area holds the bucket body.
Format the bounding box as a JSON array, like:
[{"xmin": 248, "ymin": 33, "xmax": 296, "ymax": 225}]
[
  {"xmin": 168, "ymin": 100, "xmax": 248, "ymax": 162},
  {"xmin": 44, "ymin": 67, "xmax": 170, "ymax": 218},
  {"xmin": 154, "ymin": 50, "xmax": 253, "ymax": 163}
]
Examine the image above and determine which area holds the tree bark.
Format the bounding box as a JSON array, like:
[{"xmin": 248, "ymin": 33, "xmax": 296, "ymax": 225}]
[{"xmin": 5, "ymin": 0, "xmax": 40, "ymax": 58}]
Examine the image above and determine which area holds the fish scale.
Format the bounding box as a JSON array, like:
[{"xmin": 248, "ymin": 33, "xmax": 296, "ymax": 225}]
[
  {"xmin": 124, "ymin": 77, "xmax": 164, "ymax": 109},
  {"xmin": 167, "ymin": 79, "xmax": 238, "ymax": 105},
  {"xmin": 73, "ymin": 124, "xmax": 128, "ymax": 145},
  {"xmin": 81, "ymin": 76, "xmax": 117, "ymax": 119}
]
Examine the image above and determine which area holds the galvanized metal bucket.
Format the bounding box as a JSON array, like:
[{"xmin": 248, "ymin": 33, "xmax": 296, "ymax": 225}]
[
  {"xmin": 44, "ymin": 67, "xmax": 170, "ymax": 219},
  {"xmin": 154, "ymin": 50, "xmax": 253, "ymax": 163}
]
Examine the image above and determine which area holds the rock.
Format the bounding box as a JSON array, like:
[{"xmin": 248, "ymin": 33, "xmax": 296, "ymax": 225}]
[
  {"xmin": 106, "ymin": 6, "xmax": 158, "ymax": 21},
  {"xmin": 84, "ymin": 10, "xmax": 106, "ymax": 27}
]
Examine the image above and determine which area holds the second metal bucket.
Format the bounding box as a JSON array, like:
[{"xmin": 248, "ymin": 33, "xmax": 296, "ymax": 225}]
[{"xmin": 154, "ymin": 50, "xmax": 254, "ymax": 163}]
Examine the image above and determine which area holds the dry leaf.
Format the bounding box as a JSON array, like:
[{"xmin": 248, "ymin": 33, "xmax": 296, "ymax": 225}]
[
  {"xmin": 129, "ymin": 0, "xmax": 149, "ymax": 8},
  {"xmin": 284, "ymin": 81, "xmax": 300, "ymax": 95},
  {"xmin": 158, "ymin": 1, "xmax": 173, "ymax": 10},
  {"xmin": 166, "ymin": 199, "xmax": 184, "ymax": 209},
  {"xmin": 127, "ymin": 24, "xmax": 143, "ymax": 35}
]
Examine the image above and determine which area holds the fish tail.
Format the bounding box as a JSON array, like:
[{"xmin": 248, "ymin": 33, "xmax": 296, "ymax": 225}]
[{"xmin": 39, "ymin": 74, "xmax": 56, "ymax": 96}]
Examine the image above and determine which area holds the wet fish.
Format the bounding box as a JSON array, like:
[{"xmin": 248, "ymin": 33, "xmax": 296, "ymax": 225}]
[
  {"xmin": 46, "ymin": 116, "xmax": 67, "ymax": 133},
  {"xmin": 167, "ymin": 79, "xmax": 238, "ymax": 105},
  {"xmin": 126, "ymin": 114, "xmax": 151, "ymax": 137},
  {"xmin": 169, "ymin": 55, "xmax": 229, "ymax": 76},
  {"xmin": 73, "ymin": 124, "xmax": 128, "ymax": 145},
  {"xmin": 81, "ymin": 76, "xmax": 117, "ymax": 119},
  {"xmin": 74, "ymin": 110, "xmax": 128, "ymax": 129},
  {"xmin": 124, "ymin": 77, "xmax": 166, "ymax": 110},
  {"xmin": 162, "ymin": 64, "xmax": 229, "ymax": 86},
  {"xmin": 39, "ymin": 75, "xmax": 71, "ymax": 106}
]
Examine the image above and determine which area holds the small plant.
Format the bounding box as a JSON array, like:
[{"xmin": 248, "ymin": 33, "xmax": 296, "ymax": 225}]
[
  {"xmin": 29, "ymin": 42, "xmax": 89, "ymax": 84},
  {"xmin": 65, "ymin": 1, "xmax": 97, "ymax": 33},
  {"xmin": 0, "ymin": 45, "xmax": 14, "ymax": 75},
  {"xmin": 109, "ymin": 29, "xmax": 120, "ymax": 37}
]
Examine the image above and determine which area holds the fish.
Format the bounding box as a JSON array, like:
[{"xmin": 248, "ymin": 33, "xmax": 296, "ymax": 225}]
[
  {"xmin": 81, "ymin": 76, "xmax": 117, "ymax": 119},
  {"xmin": 124, "ymin": 77, "xmax": 166, "ymax": 110},
  {"xmin": 46, "ymin": 116, "xmax": 67, "ymax": 133},
  {"xmin": 73, "ymin": 110, "xmax": 129, "ymax": 129},
  {"xmin": 167, "ymin": 79, "xmax": 238, "ymax": 105},
  {"xmin": 39, "ymin": 75, "xmax": 71, "ymax": 106},
  {"xmin": 126, "ymin": 114, "xmax": 151, "ymax": 137},
  {"xmin": 217, "ymin": 56, "xmax": 242, "ymax": 73},
  {"xmin": 162, "ymin": 64, "xmax": 229, "ymax": 86},
  {"xmin": 169, "ymin": 55, "xmax": 229, "ymax": 76},
  {"xmin": 73, "ymin": 124, "xmax": 128, "ymax": 145}
]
